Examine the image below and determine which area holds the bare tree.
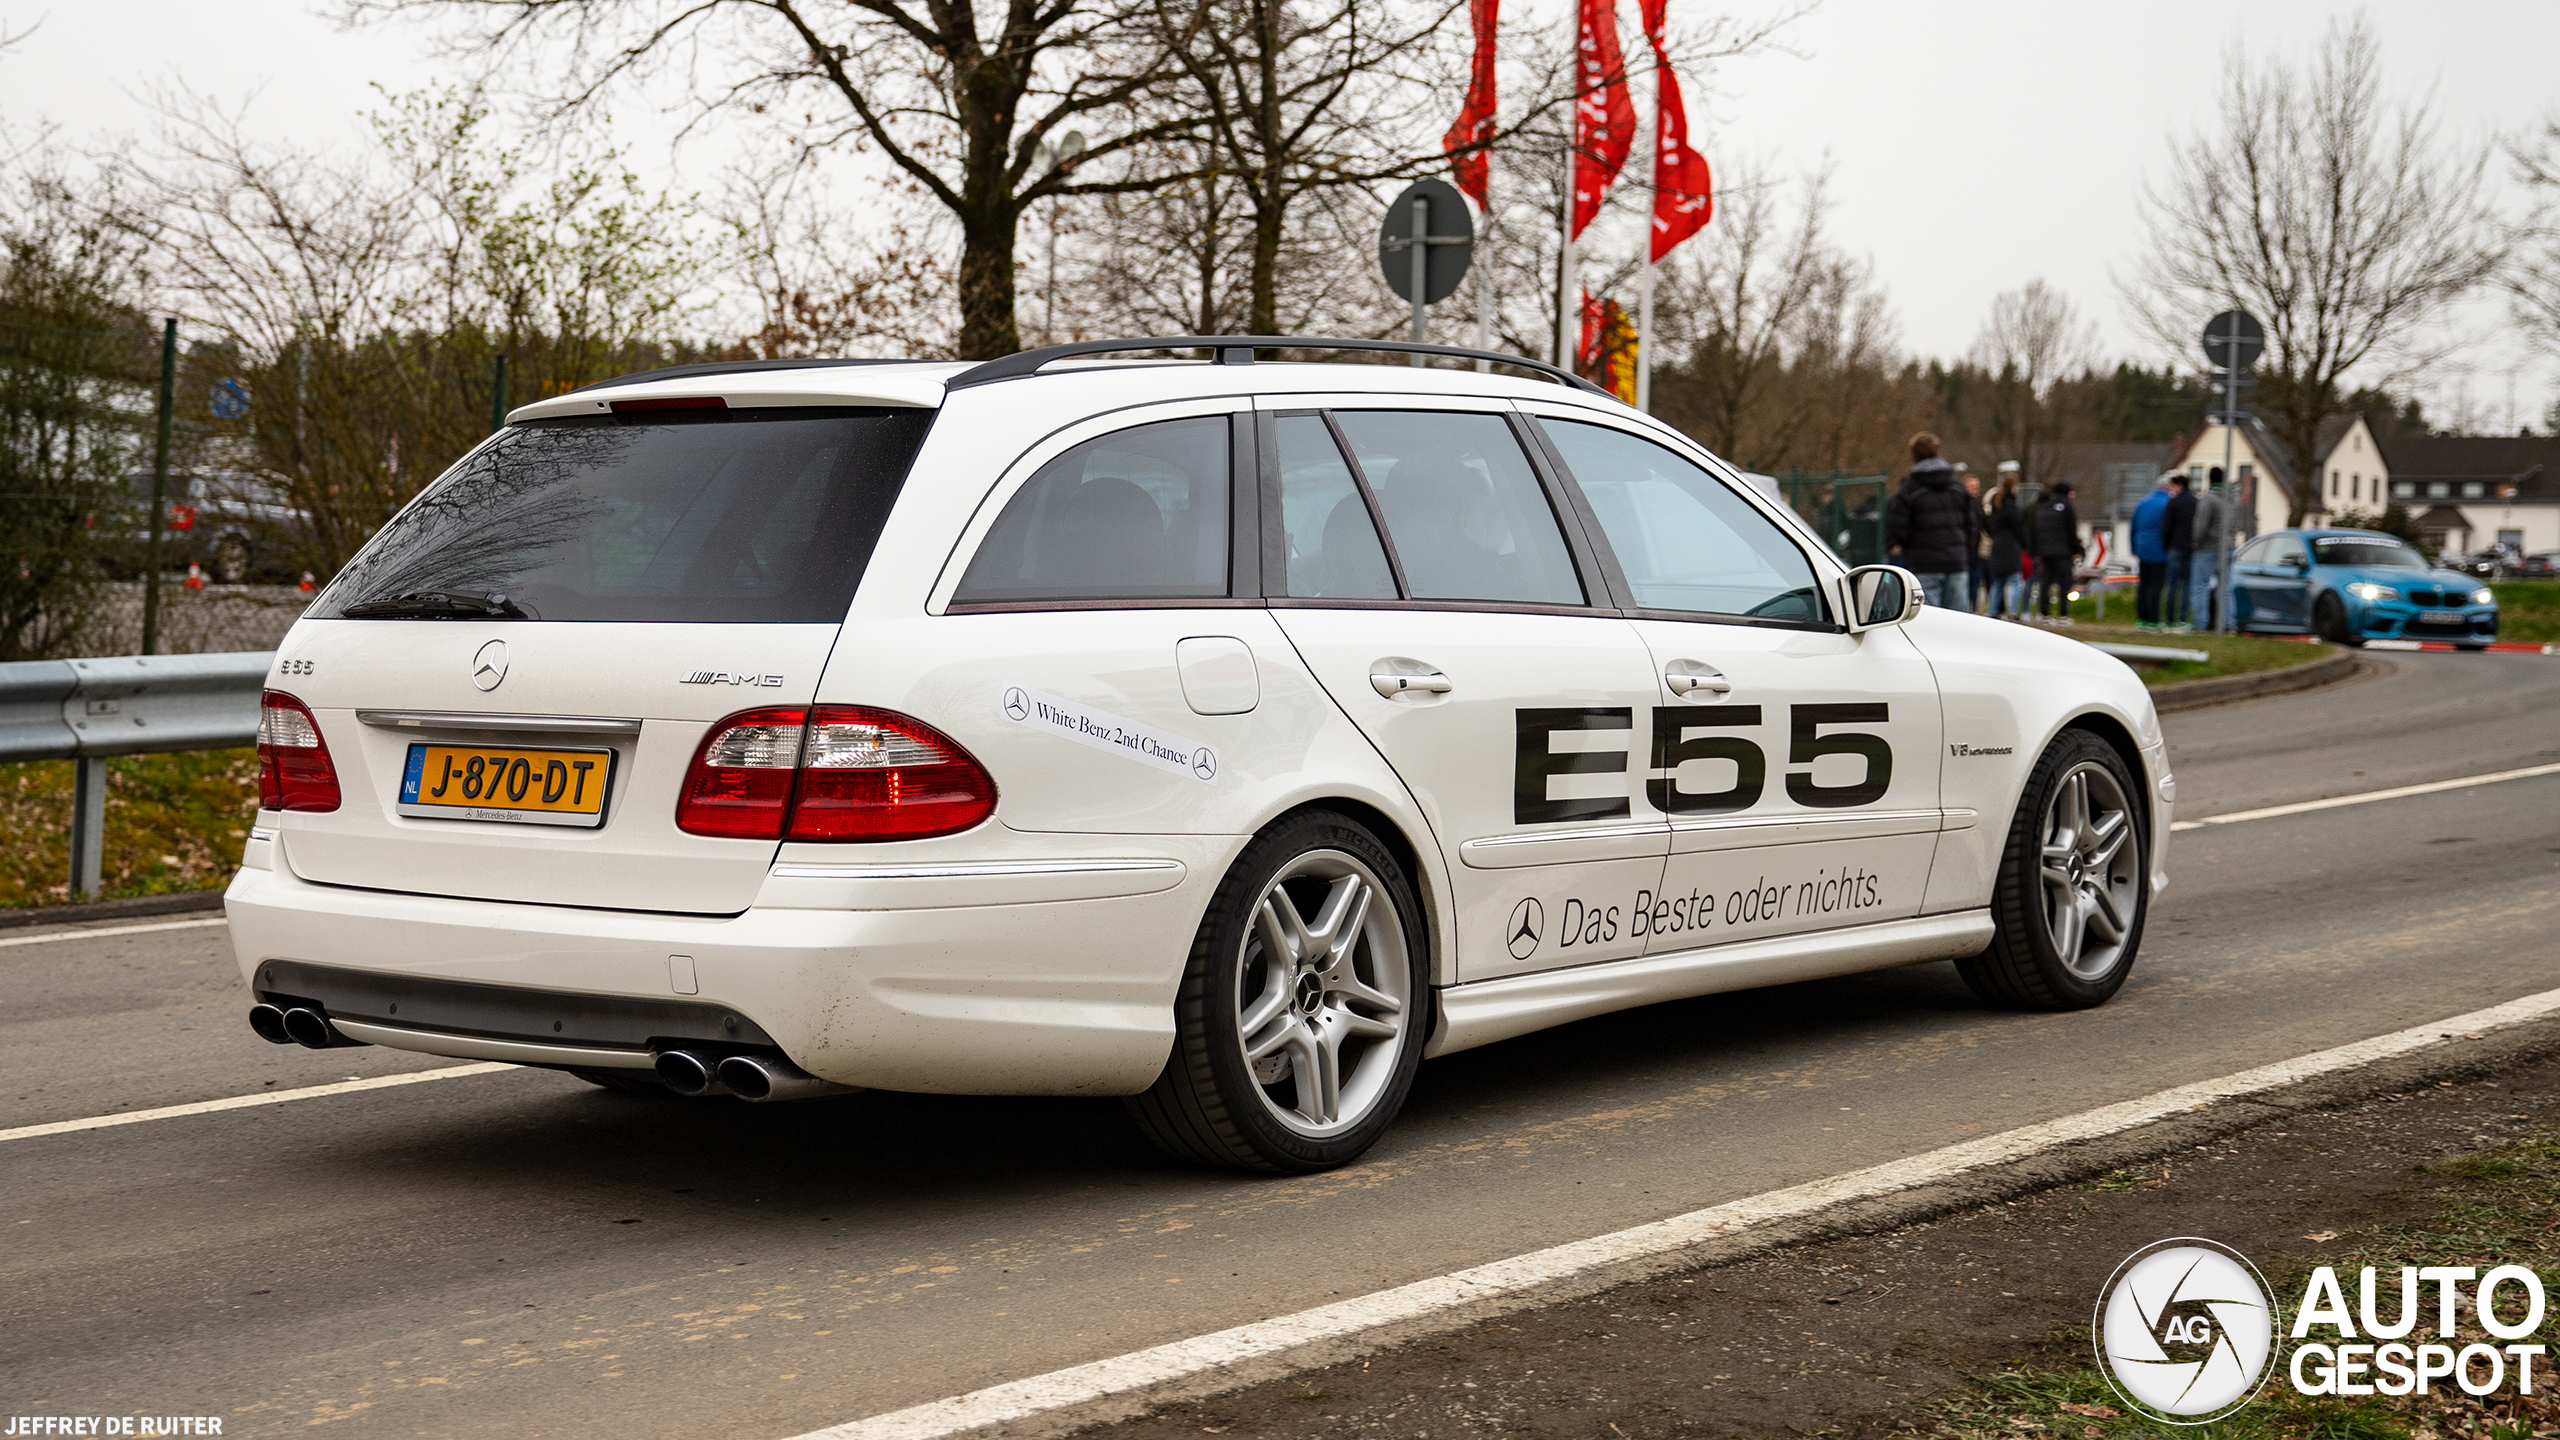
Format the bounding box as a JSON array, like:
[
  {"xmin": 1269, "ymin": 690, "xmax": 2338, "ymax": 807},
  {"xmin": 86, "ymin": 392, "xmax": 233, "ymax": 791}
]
[
  {"xmin": 2121, "ymin": 16, "xmax": 2500, "ymax": 524},
  {"xmin": 2508, "ymin": 111, "xmax": 2560, "ymax": 361},
  {"xmin": 1969, "ymin": 277, "xmax": 2097, "ymax": 482},
  {"xmin": 1651, "ymin": 161, "xmax": 1844, "ymax": 464},
  {"xmin": 354, "ymin": 0, "xmax": 1210, "ymax": 359}
]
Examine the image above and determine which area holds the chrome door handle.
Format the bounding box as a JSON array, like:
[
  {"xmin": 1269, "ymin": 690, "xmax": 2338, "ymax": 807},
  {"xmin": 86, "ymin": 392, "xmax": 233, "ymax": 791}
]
[{"xmin": 1370, "ymin": 671, "xmax": 1453, "ymax": 698}]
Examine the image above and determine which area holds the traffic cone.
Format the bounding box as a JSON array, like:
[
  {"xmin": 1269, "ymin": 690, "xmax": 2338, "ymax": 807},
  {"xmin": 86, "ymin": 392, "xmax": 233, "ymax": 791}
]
[{"xmin": 184, "ymin": 562, "xmax": 206, "ymax": 591}]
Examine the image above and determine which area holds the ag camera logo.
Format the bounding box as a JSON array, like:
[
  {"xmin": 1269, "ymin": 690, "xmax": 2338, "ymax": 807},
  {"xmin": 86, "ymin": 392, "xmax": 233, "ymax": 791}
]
[{"xmin": 2094, "ymin": 1238, "xmax": 2278, "ymax": 1423}]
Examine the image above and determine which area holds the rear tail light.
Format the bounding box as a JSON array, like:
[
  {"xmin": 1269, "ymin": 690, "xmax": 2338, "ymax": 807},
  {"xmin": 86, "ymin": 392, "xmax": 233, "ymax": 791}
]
[
  {"xmin": 257, "ymin": 690, "xmax": 341, "ymax": 812},
  {"xmin": 675, "ymin": 706, "xmax": 995, "ymax": 842}
]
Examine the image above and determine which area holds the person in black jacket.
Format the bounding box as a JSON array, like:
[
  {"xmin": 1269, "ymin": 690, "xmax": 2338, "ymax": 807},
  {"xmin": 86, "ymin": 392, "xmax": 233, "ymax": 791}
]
[
  {"xmin": 1883, "ymin": 432, "xmax": 1980, "ymax": 609},
  {"xmin": 2161, "ymin": 473, "xmax": 2196, "ymax": 628},
  {"xmin": 2030, "ymin": 481, "xmax": 2084, "ymax": 623},
  {"xmin": 1983, "ymin": 464, "xmax": 2028, "ymax": 617}
]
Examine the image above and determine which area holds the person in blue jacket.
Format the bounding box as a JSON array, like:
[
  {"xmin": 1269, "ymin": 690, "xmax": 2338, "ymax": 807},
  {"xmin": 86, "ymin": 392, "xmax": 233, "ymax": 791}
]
[{"xmin": 2129, "ymin": 476, "xmax": 2172, "ymax": 629}]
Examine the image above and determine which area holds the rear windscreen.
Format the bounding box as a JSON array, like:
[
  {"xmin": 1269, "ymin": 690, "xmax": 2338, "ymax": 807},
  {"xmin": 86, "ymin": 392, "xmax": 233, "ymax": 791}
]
[{"xmin": 311, "ymin": 407, "xmax": 935, "ymax": 623}]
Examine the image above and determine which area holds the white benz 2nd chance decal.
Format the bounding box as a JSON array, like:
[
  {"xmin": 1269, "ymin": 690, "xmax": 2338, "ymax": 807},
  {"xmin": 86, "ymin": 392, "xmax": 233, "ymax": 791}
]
[{"xmin": 1000, "ymin": 684, "xmax": 1218, "ymax": 783}]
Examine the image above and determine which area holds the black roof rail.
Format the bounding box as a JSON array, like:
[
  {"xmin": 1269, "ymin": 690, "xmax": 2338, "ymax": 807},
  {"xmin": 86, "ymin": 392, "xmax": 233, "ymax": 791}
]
[
  {"xmin": 554, "ymin": 357, "xmax": 928, "ymax": 398},
  {"xmin": 943, "ymin": 335, "xmax": 1616, "ymax": 399}
]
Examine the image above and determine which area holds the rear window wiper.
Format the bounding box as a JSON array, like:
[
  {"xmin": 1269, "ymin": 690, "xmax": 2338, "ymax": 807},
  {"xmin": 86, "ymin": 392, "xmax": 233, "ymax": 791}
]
[{"xmin": 338, "ymin": 590, "xmax": 536, "ymax": 620}]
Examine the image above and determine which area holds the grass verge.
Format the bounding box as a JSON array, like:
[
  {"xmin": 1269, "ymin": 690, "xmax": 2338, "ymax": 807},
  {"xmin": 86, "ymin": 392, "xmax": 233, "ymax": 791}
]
[
  {"xmin": 2060, "ymin": 624, "xmax": 2339, "ymax": 688},
  {"xmin": 1927, "ymin": 1136, "xmax": 2560, "ymax": 1440},
  {"xmin": 0, "ymin": 748, "xmax": 257, "ymax": 907},
  {"xmin": 2490, "ymin": 581, "xmax": 2560, "ymax": 646}
]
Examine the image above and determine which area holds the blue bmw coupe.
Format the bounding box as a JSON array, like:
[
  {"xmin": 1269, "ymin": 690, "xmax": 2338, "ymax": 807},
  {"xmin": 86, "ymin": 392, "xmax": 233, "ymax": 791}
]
[{"xmin": 2230, "ymin": 528, "xmax": 2500, "ymax": 649}]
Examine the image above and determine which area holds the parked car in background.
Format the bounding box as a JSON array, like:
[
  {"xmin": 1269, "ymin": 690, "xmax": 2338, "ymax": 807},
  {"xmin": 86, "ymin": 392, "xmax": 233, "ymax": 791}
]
[
  {"xmin": 122, "ymin": 470, "xmax": 309, "ymax": 583},
  {"xmin": 2233, "ymin": 529, "xmax": 2499, "ymax": 650},
  {"xmin": 2518, "ymin": 551, "xmax": 2560, "ymax": 580},
  {"xmin": 2450, "ymin": 547, "xmax": 2516, "ymax": 582}
]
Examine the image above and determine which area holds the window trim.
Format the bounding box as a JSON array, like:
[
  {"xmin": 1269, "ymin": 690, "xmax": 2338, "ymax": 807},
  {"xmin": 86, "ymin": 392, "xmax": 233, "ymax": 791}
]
[
  {"xmin": 932, "ymin": 401, "xmax": 1253, "ymax": 615},
  {"xmin": 1517, "ymin": 405, "xmax": 1842, "ymax": 631}
]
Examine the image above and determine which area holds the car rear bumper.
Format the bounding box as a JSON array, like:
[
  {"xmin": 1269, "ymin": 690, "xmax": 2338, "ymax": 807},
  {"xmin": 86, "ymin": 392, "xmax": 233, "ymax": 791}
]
[{"xmin": 224, "ymin": 836, "xmax": 1242, "ymax": 1096}]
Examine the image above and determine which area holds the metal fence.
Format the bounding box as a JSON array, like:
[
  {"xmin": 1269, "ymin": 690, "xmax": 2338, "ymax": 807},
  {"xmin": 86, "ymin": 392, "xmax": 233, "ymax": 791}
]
[
  {"xmin": 0, "ymin": 652, "xmax": 270, "ymax": 898},
  {"xmin": 1778, "ymin": 471, "xmax": 1891, "ymax": 567}
]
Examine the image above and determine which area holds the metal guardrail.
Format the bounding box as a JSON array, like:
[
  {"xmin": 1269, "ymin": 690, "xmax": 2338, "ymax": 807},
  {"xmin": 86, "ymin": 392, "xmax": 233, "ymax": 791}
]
[
  {"xmin": 2090, "ymin": 642, "xmax": 2213, "ymax": 665},
  {"xmin": 0, "ymin": 651, "xmax": 271, "ymax": 897}
]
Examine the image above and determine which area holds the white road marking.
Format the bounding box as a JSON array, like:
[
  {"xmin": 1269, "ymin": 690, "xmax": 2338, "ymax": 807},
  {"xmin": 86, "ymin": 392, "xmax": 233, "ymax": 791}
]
[
  {"xmin": 790, "ymin": 985, "xmax": 2560, "ymax": 1440},
  {"xmin": 2170, "ymin": 761, "xmax": 2560, "ymax": 832},
  {"xmin": 0, "ymin": 1063, "xmax": 516, "ymax": 1144},
  {"xmin": 0, "ymin": 916, "xmax": 226, "ymax": 949}
]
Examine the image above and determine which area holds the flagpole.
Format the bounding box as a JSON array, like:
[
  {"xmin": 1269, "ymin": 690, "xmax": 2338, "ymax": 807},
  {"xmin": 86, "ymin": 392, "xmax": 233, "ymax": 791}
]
[
  {"xmin": 1477, "ymin": 198, "xmax": 1495, "ymax": 372},
  {"xmin": 1555, "ymin": 138, "xmax": 1576, "ymax": 369},
  {"xmin": 1637, "ymin": 252, "xmax": 1655, "ymax": 413}
]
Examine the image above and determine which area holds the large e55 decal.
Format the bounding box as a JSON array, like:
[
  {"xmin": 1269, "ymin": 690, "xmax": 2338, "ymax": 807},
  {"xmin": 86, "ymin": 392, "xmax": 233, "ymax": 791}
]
[{"xmin": 1515, "ymin": 705, "xmax": 1893, "ymax": 823}]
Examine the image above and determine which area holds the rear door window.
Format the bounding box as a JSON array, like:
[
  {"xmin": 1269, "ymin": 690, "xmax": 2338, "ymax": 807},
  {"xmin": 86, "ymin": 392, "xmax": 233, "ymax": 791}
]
[
  {"xmin": 1327, "ymin": 410, "xmax": 1584, "ymax": 606},
  {"xmin": 312, "ymin": 407, "xmax": 934, "ymax": 623},
  {"xmin": 1536, "ymin": 418, "xmax": 1825, "ymax": 624},
  {"xmin": 952, "ymin": 416, "xmax": 1232, "ymax": 603},
  {"xmin": 1273, "ymin": 414, "xmax": 1396, "ymax": 600}
]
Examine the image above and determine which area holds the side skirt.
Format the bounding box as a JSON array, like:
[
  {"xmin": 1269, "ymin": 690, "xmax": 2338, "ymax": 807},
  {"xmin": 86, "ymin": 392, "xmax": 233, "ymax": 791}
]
[{"xmin": 1427, "ymin": 910, "xmax": 1996, "ymax": 1057}]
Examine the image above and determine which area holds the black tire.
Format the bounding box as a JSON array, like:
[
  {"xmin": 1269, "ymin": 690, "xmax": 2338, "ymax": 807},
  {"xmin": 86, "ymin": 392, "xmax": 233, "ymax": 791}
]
[
  {"xmin": 2313, "ymin": 592, "xmax": 2363, "ymax": 647},
  {"xmin": 1956, "ymin": 729, "xmax": 2149, "ymax": 1010},
  {"xmin": 569, "ymin": 1067, "xmax": 678, "ymax": 1096},
  {"xmin": 1126, "ymin": 809, "xmax": 1430, "ymax": 1173}
]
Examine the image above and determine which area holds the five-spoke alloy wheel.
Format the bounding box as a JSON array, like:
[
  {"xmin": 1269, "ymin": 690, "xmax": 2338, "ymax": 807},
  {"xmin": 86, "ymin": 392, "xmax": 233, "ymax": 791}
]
[
  {"xmin": 1958, "ymin": 729, "xmax": 2150, "ymax": 1009},
  {"xmin": 1130, "ymin": 810, "xmax": 1428, "ymax": 1172}
]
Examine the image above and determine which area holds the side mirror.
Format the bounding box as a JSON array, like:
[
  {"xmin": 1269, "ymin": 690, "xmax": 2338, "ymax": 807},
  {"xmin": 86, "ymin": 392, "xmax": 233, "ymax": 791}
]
[{"xmin": 1839, "ymin": 564, "xmax": 1923, "ymax": 633}]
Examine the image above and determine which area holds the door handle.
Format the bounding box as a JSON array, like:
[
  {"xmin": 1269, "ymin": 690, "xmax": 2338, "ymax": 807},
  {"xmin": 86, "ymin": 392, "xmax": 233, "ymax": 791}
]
[
  {"xmin": 1370, "ymin": 671, "xmax": 1453, "ymax": 698},
  {"xmin": 1663, "ymin": 660, "xmax": 1731, "ymax": 698}
]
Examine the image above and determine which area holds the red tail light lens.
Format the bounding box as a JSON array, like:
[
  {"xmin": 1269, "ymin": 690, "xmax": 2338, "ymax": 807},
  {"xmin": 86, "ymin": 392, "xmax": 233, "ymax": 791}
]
[
  {"xmin": 675, "ymin": 707, "xmax": 808, "ymax": 839},
  {"xmin": 789, "ymin": 707, "xmax": 997, "ymax": 840},
  {"xmin": 674, "ymin": 707, "xmax": 995, "ymax": 842},
  {"xmin": 257, "ymin": 690, "xmax": 341, "ymax": 812}
]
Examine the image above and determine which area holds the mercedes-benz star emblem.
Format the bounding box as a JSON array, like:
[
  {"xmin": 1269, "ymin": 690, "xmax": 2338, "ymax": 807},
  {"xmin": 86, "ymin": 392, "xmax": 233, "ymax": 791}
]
[
  {"xmin": 1505, "ymin": 897, "xmax": 1543, "ymax": 961},
  {"xmin": 471, "ymin": 639, "xmax": 509, "ymax": 693},
  {"xmin": 1192, "ymin": 747, "xmax": 1217, "ymax": 781},
  {"xmin": 1002, "ymin": 687, "xmax": 1030, "ymax": 722}
]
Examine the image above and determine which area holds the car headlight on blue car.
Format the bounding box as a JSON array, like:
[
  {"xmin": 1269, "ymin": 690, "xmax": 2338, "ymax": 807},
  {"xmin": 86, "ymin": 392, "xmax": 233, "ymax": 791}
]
[
  {"xmin": 2473, "ymin": 588, "xmax": 2495, "ymax": 605},
  {"xmin": 2346, "ymin": 582, "xmax": 2400, "ymax": 602}
]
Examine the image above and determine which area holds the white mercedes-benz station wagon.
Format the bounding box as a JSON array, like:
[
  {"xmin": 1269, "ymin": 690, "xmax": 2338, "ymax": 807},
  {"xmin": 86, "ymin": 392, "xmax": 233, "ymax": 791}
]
[{"xmin": 229, "ymin": 337, "xmax": 2171, "ymax": 1172}]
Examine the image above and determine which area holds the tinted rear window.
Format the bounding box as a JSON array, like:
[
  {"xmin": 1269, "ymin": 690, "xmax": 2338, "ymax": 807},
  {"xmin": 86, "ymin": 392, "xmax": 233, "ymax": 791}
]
[
  {"xmin": 2312, "ymin": 537, "xmax": 2426, "ymax": 569},
  {"xmin": 312, "ymin": 407, "xmax": 934, "ymax": 623}
]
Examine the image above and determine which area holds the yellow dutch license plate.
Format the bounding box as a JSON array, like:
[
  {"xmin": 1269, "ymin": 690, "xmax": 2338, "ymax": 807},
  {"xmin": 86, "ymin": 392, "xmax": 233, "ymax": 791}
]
[{"xmin": 397, "ymin": 743, "xmax": 615, "ymax": 828}]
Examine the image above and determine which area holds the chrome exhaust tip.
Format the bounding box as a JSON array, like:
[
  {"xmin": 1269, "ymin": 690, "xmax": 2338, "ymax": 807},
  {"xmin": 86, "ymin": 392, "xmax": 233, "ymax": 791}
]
[
  {"xmin": 653, "ymin": 1049, "xmax": 725, "ymax": 1098},
  {"xmin": 281, "ymin": 1007, "xmax": 339, "ymax": 1049},
  {"xmin": 248, "ymin": 1004, "xmax": 294, "ymax": 1045},
  {"xmin": 716, "ymin": 1054, "xmax": 859, "ymax": 1104}
]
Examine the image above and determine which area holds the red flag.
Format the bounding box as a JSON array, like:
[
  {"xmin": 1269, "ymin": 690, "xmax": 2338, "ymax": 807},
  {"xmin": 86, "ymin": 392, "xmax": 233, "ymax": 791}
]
[
  {"xmin": 1641, "ymin": 0, "xmax": 1711, "ymax": 261},
  {"xmin": 1571, "ymin": 0, "xmax": 1636, "ymax": 240},
  {"xmin": 1442, "ymin": 0, "xmax": 1500, "ymax": 208}
]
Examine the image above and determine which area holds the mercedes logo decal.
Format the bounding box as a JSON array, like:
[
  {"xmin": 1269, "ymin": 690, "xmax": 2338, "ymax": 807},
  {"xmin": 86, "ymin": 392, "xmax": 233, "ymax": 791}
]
[
  {"xmin": 1192, "ymin": 747, "xmax": 1217, "ymax": 781},
  {"xmin": 471, "ymin": 639, "xmax": 510, "ymax": 693},
  {"xmin": 1002, "ymin": 686, "xmax": 1030, "ymax": 722},
  {"xmin": 1505, "ymin": 897, "xmax": 1543, "ymax": 961}
]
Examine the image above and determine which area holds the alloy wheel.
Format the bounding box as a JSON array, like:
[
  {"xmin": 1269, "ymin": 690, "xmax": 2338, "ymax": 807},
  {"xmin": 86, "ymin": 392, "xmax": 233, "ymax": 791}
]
[
  {"xmin": 2038, "ymin": 761, "xmax": 2142, "ymax": 981},
  {"xmin": 1231, "ymin": 849, "xmax": 1412, "ymax": 1139}
]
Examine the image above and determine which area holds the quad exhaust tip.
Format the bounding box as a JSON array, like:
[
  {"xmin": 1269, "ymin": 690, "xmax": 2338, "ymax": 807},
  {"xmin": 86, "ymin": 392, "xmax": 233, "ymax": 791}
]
[
  {"xmin": 716, "ymin": 1053, "xmax": 858, "ymax": 1103},
  {"xmin": 249, "ymin": 1003, "xmax": 360, "ymax": 1049},
  {"xmin": 248, "ymin": 1003, "xmax": 293, "ymax": 1045},
  {"xmin": 654, "ymin": 1048, "xmax": 727, "ymax": 1098}
]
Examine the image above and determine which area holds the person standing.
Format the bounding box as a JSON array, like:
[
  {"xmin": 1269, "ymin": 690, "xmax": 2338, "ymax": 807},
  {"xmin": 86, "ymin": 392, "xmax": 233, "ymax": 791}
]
[
  {"xmin": 1983, "ymin": 463, "xmax": 2028, "ymax": 618},
  {"xmin": 2031, "ymin": 481, "xmax": 2084, "ymax": 623},
  {"xmin": 1963, "ymin": 471, "xmax": 1992, "ymax": 612},
  {"xmin": 2129, "ymin": 474, "xmax": 2172, "ymax": 629},
  {"xmin": 1884, "ymin": 432, "xmax": 1979, "ymax": 610},
  {"xmin": 2185, "ymin": 475, "xmax": 2232, "ymax": 632},
  {"xmin": 2161, "ymin": 473, "xmax": 2196, "ymax": 630}
]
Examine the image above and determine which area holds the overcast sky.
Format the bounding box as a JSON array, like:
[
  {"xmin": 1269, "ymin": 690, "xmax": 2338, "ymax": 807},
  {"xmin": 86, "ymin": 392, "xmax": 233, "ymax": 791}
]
[{"xmin": 3, "ymin": 0, "xmax": 2553, "ymax": 424}]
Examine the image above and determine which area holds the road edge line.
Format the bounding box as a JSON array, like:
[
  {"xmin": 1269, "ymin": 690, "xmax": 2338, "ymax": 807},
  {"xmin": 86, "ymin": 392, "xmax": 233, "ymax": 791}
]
[
  {"xmin": 792, "ymin": 986, "xmax": 2560, "ymax": 1440},
  {"xmin": 0, "ymin": 1062, "xmax": 517, "ymax": 1143},
  {"xmin": 0, "ymin": 916, "xmax": 227, "ymax": 949},
  {"xmin": 2169, "ymin": 760, "xmax": 2560, "ymax": 831}
]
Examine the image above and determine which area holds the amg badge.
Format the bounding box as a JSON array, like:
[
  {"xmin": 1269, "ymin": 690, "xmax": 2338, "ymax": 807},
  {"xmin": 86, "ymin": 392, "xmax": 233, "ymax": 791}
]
[{"xmin": 679, "ymin": 670, "xmax": 786, "ymax": 687}]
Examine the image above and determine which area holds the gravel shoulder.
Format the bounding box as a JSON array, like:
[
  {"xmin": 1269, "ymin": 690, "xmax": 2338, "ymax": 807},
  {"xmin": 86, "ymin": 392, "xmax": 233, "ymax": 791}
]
[{"xmin": 1073, "ymin": 1029, "xmax": 2560, "ymax": 1440}]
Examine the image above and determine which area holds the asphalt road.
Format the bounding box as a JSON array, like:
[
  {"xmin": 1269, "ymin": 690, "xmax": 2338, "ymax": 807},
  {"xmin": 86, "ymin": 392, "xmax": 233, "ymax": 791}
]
[{"xmin": 4, "ymin": 651, "xmax": 2556, "ymax": 1438}]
